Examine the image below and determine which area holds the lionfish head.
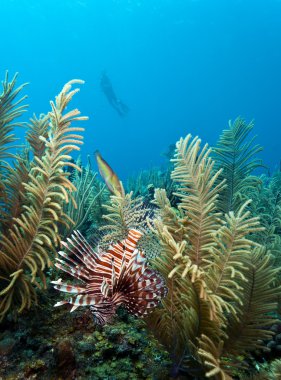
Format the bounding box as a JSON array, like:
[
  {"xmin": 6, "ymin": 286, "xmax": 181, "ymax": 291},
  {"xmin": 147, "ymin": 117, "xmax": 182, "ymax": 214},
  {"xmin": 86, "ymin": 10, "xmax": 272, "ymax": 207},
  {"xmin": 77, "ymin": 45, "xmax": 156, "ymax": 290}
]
[
  {"xmin": 52, "ymin": 229, "xmax": 167, "ymax": 326},
  {"xmin": 89, "ymin": 302, "xmax": 117, "ymax": 326}
]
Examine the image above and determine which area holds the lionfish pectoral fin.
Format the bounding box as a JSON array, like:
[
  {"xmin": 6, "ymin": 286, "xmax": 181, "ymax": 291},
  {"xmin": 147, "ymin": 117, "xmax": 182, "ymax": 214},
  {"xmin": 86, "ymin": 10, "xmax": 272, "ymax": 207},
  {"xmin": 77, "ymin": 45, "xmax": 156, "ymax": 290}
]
[
  {"xmin": 51, "ymin": 279, "xmax": 86, "ymax": 294},
  {"xmin": 54, "ymin": 300, "xmax": 68, "ymax": 307},
  {"xmin": 70, "ymin": 305, "xmax": 79, "ymax": 312}
]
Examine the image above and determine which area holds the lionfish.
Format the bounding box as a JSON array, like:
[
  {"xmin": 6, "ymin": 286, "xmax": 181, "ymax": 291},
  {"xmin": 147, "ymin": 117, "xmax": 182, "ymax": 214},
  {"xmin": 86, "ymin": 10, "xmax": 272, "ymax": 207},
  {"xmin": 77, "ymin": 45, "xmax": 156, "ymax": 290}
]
[{"xmin": 52, "ymin": 229, "xmax": 167, "ymax": 325}]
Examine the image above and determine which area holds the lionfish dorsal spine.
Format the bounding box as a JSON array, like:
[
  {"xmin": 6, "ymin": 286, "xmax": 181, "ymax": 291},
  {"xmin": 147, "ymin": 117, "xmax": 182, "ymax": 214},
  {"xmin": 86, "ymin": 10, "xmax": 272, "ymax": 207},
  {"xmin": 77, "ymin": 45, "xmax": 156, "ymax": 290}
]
[{"xmin": 100, "ymin": 277, "xmax": 110, "ymax": 297}]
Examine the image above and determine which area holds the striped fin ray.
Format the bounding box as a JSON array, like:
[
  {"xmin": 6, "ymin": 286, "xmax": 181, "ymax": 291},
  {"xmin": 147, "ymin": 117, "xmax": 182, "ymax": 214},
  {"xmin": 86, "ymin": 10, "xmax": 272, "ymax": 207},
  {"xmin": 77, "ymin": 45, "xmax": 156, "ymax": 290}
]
[
  {"xmin": 86, "ymin": 229, "xmax": 142, "ymax": 283},
  {"xmin": 89, "ymin": 229, "xmax": 143, "ymax": 286},
  {"xmin": 55, "ymin": 256, "xmax": 90, "ymax": 282},
  {"xmin": 126, "ymin": 267, "xmax": 167, "ymax": 297},
  {"xmin": 120, "ymin": 252, "xmax": 168, "ymax": 317},
  {"xmin": 62, "ymin": 231, "xmax": 99, "ymax": 270},
  {"xmin": 127, "ymin": 276, "xmax": 167, "ymax": 304},
  {"xmin": 106, "ymin": 229, "xmax": 143, "ymax": 266},
  {"xmin": 100, "ymin": 278, "xmax": 111, "ymax": 297},
  {"xmin": 122, "ymin": 229, "xmax": 143, "ymax": 261},
  {"xmin": 111, "ymin": 252, "xmax": 128, "ymax": 294},
  {"xmin": 85, "ymin": 254, "xmax": 123, "ymax": 296},
  {"xmin": 127, "ymin": 249, "xmax": 147, "ymax": 278},
  {"xmin": 54, "ymin": 294, "xmax": 102, "ymax": 309},
  {"xmin": 71, "ymin": 231, "xmax": 99, "ymax": 262},
  {"xmin": 113, "ymin": 249, "xmax": 148, "ymax": 293},
  {"xmin": 54, "ymin": 261, "xmax": 88, "ymax": 282},
  {"xmin": 51, "ymin": 278, "xmax": 86, "ymax": 293},
  {"xmin": 54, "ymin": 230, "xmax": 102, "ymax": 282},
  {"xmin": 111, "ymin": 258, "xmax": 117, "ymax": 287}
]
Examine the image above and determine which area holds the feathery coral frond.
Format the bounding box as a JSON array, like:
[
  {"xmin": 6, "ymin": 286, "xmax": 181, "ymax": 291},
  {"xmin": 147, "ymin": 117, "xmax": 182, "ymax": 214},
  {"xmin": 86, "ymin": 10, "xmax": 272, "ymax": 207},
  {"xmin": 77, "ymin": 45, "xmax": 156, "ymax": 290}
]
[
  {"xmin": 100, "ymin": 191, "xmax": 152, "ymax": 247},
  {"xmin": 249, "ymin": 172, "xmax": 281, "ymax": 259},
  {"xmin": 146, "ymin": 215, "xmax": 197, "ymax": 361},
  {"xmin": 198, "ymin": 335, "xmax": 232, "ymax": 380},
  {"xmin": 223, "ymin": 247, "xmax": 280, "ymax": 358},
  {"xmin": 62, "ymin": 157, "xmax": 105, "ymax": 237},
  {"xmin": 0, "ymin": 79, "xmax": 86, "ymax": 320},
  {"xmin": 206, "ymin": 200, "xmax": 263, "ymax": 316},
  {"xmin": 171, "ymin": 134, "xmax": 226, "ymax": 271},
  {"xmin": 26, "ymin": 113, "xmax": 49, "ymax": 158},
  {"xmin": 0, "ymin": 151, "xmax": 30, "ymax": 231},
  {"xmin": 0, "ymin": 71, "xmax": 28, "ymax": 163},
  {"xmin": 152, "ymin": 188, "xmax": 187, "ymax": 242},
  {"xmin": 213, "ymin": 117, "xmax": 264, "ymax": 214},
  {"xmin": 0, "ymin": 72, "xmax": 28, "ymax": 224}
]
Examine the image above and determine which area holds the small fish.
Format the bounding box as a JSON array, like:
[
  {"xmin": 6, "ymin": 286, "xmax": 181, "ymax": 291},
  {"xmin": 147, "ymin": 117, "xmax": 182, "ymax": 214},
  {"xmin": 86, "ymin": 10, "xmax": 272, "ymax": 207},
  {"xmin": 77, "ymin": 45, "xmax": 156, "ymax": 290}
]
[
  {"xmin": 95, "ymin": 151, "xmax": 124, "ymax": 197},
  {"xmin": 52, "ymin": 229, "xmax": 168, "ymax": 325}
]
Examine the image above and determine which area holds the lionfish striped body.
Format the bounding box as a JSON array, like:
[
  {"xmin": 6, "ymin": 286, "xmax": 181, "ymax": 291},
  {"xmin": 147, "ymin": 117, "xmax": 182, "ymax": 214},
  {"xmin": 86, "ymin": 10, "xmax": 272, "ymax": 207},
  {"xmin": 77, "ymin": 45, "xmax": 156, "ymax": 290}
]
[{"xmin": 52, "ymin": 229, "xmax": 167, "ymax": 325}]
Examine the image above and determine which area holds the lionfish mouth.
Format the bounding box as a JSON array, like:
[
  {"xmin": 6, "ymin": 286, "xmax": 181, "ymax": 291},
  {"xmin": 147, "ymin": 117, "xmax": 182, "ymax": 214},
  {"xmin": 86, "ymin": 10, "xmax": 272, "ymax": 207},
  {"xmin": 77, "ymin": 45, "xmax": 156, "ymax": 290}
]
[{"xmin": 51, "ymin": 229, "xmax": 167, "ymax": 325}]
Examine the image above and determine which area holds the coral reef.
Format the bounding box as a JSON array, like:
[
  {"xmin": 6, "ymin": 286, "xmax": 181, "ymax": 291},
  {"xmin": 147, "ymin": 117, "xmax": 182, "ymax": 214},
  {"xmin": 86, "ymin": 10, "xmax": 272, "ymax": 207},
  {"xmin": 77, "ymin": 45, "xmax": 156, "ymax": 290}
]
[
  {"xmin": 0, "ymin": 291, "xmax": 171, "ymax": 379},
  {"xmin": 1, "ymin": 72, "xmax": 281, "ymax": 379}
]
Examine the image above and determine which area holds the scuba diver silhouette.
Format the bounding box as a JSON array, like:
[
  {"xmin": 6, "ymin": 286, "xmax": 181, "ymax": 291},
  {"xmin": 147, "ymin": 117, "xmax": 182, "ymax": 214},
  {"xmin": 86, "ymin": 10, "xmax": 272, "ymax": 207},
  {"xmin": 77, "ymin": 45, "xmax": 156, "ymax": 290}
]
[{"xmin": 100, "ymin": 71, "xmax": 129, "ymax": 117}]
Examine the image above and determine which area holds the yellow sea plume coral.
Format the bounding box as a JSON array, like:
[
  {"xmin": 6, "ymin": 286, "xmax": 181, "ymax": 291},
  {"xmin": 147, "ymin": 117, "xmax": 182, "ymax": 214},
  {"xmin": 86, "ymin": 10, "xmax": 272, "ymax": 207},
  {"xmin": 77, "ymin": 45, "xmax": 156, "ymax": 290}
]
[
  {"xmin": 213, "ymin": 117, "xmax": 264, "ymax": 214},
  {"xmin": 0, "ymin": 78, "xmax": 87, "ymax": 320},
  {"xmin": 0, "ymin": 73, "xmax": 28, "ymax": 225},
  {"xmin": 0, "ymin": 72, "xmax": 28, "ymax": 161},
  {"xmin": 147, "ymin": 133, "xmax": 280, "ymax": 379},
  {"xmin": 100, "ymin": 191, "xmax": 152, "ymax": 244}
]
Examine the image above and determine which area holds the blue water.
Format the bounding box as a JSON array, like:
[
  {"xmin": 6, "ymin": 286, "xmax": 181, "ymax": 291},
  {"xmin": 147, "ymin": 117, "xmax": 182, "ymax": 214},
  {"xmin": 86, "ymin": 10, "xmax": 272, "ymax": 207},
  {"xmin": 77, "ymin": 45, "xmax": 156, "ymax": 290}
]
[{"xmin": 1, "ymin": 0, "xmax": 281, "ymax": 179}]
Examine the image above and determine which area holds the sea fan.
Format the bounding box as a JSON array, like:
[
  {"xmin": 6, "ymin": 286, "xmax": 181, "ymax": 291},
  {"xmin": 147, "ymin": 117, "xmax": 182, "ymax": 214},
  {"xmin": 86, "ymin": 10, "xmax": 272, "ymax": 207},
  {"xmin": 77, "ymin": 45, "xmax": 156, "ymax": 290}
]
[{"xmin": 52, "ymin": 229, "xmax": 167, "ymax": 325}]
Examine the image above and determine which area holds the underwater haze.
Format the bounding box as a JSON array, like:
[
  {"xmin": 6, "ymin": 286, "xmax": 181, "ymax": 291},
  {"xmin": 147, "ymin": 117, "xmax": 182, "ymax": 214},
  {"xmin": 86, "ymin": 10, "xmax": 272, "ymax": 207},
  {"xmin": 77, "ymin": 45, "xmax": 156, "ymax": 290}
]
[
  {"xmin": 1, "ymin": 0, "xmax": 281, "ymax": 176},
  {"xmin": 3, "ymin": 1, "xmax": 281, "ymax": 379}
]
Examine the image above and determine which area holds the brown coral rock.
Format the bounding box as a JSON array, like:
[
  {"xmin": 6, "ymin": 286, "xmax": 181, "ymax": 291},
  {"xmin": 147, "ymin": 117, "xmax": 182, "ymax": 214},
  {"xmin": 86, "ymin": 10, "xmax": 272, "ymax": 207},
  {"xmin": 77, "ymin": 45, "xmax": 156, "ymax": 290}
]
[{"xmin": 54, "ymin": 339, "xmax": 76, "ymax": 380}]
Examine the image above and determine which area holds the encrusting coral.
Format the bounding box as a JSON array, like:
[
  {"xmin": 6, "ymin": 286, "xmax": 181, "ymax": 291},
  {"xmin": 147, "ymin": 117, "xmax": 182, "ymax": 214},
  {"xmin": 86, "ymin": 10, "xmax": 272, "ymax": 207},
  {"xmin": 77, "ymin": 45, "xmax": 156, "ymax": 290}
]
[{"xmin": 0, "ymin": 74, "xmax": 86, "ymax": 321}]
